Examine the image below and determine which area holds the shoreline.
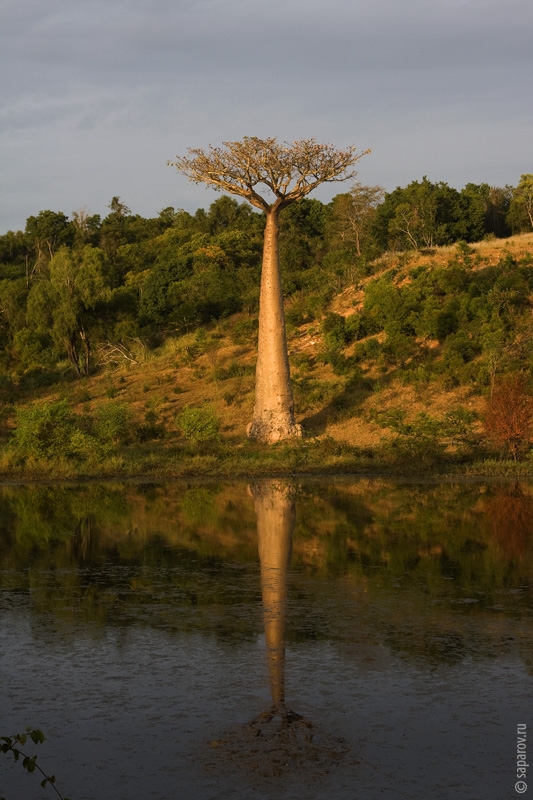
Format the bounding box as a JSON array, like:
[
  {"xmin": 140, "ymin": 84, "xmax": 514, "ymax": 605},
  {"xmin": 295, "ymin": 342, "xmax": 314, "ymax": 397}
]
[{"xmin": 0, "ymin": 459, "xmax": 531, "ymax": 487}]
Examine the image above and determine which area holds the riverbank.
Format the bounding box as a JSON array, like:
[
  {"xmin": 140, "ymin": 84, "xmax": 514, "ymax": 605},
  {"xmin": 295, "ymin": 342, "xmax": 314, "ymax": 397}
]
[{"xmin": 0, "ymin": 436, "xmax": 531, "ymax": 484}]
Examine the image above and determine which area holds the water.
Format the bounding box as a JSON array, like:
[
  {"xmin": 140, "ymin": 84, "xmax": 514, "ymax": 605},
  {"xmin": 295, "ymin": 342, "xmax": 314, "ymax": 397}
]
[{"xmin": 1, "ymin": 478, "xmax": 532, "ymax": 800}]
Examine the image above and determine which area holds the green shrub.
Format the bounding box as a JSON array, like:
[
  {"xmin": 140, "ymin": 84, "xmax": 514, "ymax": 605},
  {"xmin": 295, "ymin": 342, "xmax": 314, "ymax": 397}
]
[
  {"xmin": 355, "ymin": 337, "xmax": 381, "ymax": 362},
  {"xmin": 11, "ymin": 401, "xmax": 78, "ymax": 459},
  {"xmin": 177, "ymin": 405, "xmax": 221, "ymax": 442},
  {"xmin": 93, "ymin": 402, "xmax": 134, "ymax": 445},
  {"xmin": 214, "ymin": 360, "xmax": 254, "ymax": 381},
  {"xmin": 230, "ymin": 317, "xmax": 258, "ymax": 345},
  {"xmin": 322, "ymin": 313, "xmax": 347, "ymax": 348},
  {"xmin": 344, "ymin": 313, "xmax": 364, "ymax": 342}
]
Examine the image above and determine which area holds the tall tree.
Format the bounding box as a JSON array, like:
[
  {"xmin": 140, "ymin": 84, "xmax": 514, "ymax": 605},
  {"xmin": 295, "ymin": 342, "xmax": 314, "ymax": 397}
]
[
  {"xmin": 169, "ymin": 137, "xmax": 369, "ymax": 442},
  {"xmin": 508, "ymin": 174, "xmax": 533, "ymax": 233},
  {"xmin": 329, "ymin": 181, "xmax": 385, "ymax": 257},
  {"xmin": 24, "ymin": 210, "xmax": 73, "ymax": 282},
  {"xmin": 26, "ymin": 246, "xmax": 110, "ymax": 376}
]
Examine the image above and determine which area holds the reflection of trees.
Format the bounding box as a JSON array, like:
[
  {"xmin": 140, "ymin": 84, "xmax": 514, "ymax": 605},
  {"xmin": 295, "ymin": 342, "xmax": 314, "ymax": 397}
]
[
  {"xmin": 487, "ymin": 484, "xmax": 533, "ymax": 559},
  {"xmin": 1, "ymin": 480, "xmax": 533, "ymax": 665}
]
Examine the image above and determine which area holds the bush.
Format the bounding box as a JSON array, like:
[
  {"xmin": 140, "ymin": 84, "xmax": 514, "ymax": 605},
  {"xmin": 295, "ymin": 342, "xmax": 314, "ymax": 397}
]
[
  {"xmin": 230, "ymin": 317, "xmax": 258, "ymax": 346},
  {"xmin": 11, "ymin": 401, "xmax": 78, "ymax": 459},
  {"xmin": 93, "ymin": 402, "xmax": 134, "ymax": 445},
  {"xmin": 382, "ymin": 412, "xmax": 446, "ymax": 470},
  {"xmin": 322, "ymin": 313, "xmax": 347, "ymax": 348},
  {"xmin": 213, "ymin": 360, "xmax": 254, "ymax": 381},
  {"xmin": 138, "ymin": 408, "xmax": 166, "ymax": 441},
  {"xmin": 177, "ymin": 405, "xmax": 221, "ymax": 442},
  {"xmin": 484, "ymin": 374, "xmax": 533, "ymax": 460}
]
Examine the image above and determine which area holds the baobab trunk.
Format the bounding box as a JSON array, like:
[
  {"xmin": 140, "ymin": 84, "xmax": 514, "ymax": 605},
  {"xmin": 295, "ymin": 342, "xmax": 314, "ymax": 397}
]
[{"xmin": 247, "ymin": 210, "xmax": 303, "ymax": 442}]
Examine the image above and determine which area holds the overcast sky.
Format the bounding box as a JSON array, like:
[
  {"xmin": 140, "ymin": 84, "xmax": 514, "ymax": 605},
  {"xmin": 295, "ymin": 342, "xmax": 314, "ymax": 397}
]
[{"xmin": 1, "ymin": 0, "xmax": 531, "ymax": 233}]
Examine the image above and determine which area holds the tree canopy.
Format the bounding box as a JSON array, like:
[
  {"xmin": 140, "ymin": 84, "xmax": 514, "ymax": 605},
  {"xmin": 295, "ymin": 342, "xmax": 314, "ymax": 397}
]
[{"xmin": 169, "ymin": 137, "xmax": 370, "ymax": 211}]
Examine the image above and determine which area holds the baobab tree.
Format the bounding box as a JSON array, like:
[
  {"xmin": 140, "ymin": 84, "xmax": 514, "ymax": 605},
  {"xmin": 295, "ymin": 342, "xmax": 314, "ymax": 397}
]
[{"xmin": 169, "ymin": 137, "xmax": 369, "ymax": 442}]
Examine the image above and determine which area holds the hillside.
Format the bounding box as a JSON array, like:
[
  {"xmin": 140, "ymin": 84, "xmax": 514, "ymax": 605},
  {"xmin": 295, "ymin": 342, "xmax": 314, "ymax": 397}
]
[{"xmin": 2, "ymin": 232, "xmax": 533, "ymax": 480}]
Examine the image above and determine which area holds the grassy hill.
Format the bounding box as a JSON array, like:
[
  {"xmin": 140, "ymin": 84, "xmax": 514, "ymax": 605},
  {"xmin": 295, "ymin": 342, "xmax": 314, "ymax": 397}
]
[{"xmin": 2, "ymin": 233, "xmax": 533, "ymax": 481}]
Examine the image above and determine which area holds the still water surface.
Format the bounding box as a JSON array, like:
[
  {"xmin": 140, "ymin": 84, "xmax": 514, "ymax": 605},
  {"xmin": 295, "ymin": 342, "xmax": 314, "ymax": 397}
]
[{"xmin": 1, "ymin": 478, "xmax": 532, "ymax": 800}]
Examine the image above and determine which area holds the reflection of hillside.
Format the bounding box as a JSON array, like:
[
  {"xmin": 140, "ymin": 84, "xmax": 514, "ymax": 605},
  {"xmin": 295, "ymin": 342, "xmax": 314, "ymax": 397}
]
[
  {"xmin": 486, "ymin": 484, "xmax": 533, "ymax": 560},
  {"xmin": 1, "ymin": 480, "xmax": 532, "ymax": 668}
]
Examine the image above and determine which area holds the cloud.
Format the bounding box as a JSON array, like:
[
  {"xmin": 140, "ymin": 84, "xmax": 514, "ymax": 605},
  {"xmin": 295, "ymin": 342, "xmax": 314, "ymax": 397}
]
[{"xmin": 1, "ymin": 0, "xmax": 532, "ymax": 231}]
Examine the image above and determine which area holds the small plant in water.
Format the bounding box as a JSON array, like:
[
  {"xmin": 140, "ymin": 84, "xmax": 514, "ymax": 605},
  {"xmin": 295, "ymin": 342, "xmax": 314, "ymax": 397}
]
[{"xmin": 0, "ymin": 728, "xmax": 69, "ymax": 800}]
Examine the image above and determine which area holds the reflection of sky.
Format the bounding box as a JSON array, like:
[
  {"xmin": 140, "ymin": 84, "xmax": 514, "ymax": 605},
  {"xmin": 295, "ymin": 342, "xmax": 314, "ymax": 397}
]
[
  {"xmin": 1, "ymin": 0, "xmax": 532, "ymax": 232},
  {"xmin": 0, "ymin": 563, "xmax": 530, "ymax": 798}
]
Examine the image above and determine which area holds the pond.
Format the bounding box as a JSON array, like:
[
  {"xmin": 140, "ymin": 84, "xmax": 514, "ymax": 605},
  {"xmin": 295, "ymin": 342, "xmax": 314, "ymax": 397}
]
[{"xmin": 1, "ymin": 478, "xmax": 532, "ymax": 800}]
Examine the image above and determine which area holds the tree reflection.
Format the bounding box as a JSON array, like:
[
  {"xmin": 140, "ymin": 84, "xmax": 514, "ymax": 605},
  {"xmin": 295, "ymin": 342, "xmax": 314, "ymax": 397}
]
[
  {"xmin": 205, "ymin": 480, "xmax": 349, "ymax": 780},
  {"xmin": 487, "ymin": 483, "xmax": 533, "ymax": 559},
  {"xmin": 252, "ymin": 480, "xmax": 295, "ymax": 718}
]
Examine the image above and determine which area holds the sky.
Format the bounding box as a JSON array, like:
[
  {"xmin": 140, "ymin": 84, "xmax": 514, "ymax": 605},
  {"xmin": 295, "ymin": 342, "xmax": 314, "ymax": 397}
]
[{"xmin": 1, "ymin": 0, "xmax": 532, "ymax": 233}]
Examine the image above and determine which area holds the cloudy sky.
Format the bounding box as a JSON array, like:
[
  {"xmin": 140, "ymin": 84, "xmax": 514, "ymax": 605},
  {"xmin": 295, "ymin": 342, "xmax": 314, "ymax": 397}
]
[{"xmin": 1, "ymin": 0, "xmax": 531, "ymax": 233}]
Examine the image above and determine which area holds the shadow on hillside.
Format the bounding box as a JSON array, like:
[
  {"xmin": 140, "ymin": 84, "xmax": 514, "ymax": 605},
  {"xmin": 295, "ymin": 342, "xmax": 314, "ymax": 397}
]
[{"xmin": 299, "ymin": 369, "xmax": 398, "ymax": 436}]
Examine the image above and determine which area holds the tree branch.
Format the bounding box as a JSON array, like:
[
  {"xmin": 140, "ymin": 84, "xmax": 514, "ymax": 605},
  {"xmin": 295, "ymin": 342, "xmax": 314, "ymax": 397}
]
[{"xmin": 169, "ymin": 137, "xmax": 370, "ymax": 212}]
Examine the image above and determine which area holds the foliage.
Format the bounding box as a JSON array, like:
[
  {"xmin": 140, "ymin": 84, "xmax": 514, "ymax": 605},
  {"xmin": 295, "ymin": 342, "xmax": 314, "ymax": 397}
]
[
  {"xmin": 177, "ymin": 405, "xmax": 221, "ymax": 442},
  {"xmin": 9, "ymin": 400, "xmax": 139, "ymax": 462},
  {"xmin": 11, "ymin": 401, "xmax": 79, "ymax": 459},
  {"xmin": 0, "ymin": 728, "xmax": 69, "ymax": 800},
  {"xmin": 507, "ymin": 174, "xmax": 533, "ymax": 233},
  {"xmin": 93, "ymin": 402, "xmax": 134, "ymax": 446},
  {"xmin": 169, "ymin": 137, "xmax": 369, "ymax": 211},
  {"xmin": 0, "ymin": 170, "xmax": 528, "ymax": 391},
  {"xmin": 484, "ymin": 374, "xmax": 533, "ymax": 460},
  {"xmin": 327, "ymin": 182, "xmax": 385, "ymax": 259}
]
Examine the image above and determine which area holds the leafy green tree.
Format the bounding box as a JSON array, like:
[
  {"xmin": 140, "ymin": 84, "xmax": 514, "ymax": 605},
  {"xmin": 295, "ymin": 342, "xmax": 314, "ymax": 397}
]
[
  {"xmin": 507, "ymin": 174, "xmax": 533, "ymax": 233},
  {"xmin": 278, "ymin": 198, "xmax": 329, "ymax": 290},
  {"xmin": 459, "ymin": 183, "xmax": 491, "ymax": 241},
  {"xmin": 374, "ymin": 178, "xmax": 464, "ymax": 251},
  {"xmin": 0, "ymin": 278, "xmax": 28, "ymax": 350},
  {"xmin": 71, "ymin": 208, "xmax": 101, "ymax": 249},
  {"xmin": 458, "ymin": 183, "xmax": 511, "ymax": 240},
  {"xmin": 206, "ymin": 195, "xmax": 261, "ymax": 235},
  {"xmin": 26, "ymin": 246, "xmax": 110, "ymax": 376},
  {"xmin": 99, "ymin": 196, "xmax": 135, "ymax": 269},
  {"xmin": 0, "ymin": 229, "xmax": 28, "ymax": 277},
  {"xmin": 24, "ymin": 210, "xmax": 74, "ymax": 281},
  {"xmin": 485, "ymin": 186, "xmax": 512, "ymax": 237},
  {"xmin": 329, "ymin": 182, "xmax": 385, "ymax": 258}
]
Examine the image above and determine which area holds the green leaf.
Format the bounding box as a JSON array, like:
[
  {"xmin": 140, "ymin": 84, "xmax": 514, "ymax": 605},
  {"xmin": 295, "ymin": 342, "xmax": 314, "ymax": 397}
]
[{"xmin": 30, "ymin": 729, "xmax": 45, "ymax": 744}]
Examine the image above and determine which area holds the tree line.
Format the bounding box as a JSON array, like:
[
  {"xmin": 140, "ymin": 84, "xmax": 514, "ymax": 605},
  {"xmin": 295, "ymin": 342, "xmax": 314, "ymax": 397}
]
[{"xmin": 0, "ymin": 174, "xmax": 532, "ymax": 387}]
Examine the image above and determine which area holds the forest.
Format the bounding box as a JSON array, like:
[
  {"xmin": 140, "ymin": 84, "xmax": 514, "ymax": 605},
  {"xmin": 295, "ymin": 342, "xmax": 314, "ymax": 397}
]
[{"xmin": 0, "ymin": 174, "xmax": 533, "ymax": 477}]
